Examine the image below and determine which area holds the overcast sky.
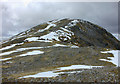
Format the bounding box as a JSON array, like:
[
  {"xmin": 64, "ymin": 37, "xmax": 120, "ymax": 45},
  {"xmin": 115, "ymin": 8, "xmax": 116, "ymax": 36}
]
[{"xmin": 1, "ymin": 2, "xmax": 118, "ymax": 39}]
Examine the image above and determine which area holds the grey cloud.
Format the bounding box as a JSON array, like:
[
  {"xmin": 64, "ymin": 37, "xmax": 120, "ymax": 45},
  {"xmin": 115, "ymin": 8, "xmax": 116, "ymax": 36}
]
[{"xmin": 1, "ymin": 2, "xmax": 118, "ymax": 39}]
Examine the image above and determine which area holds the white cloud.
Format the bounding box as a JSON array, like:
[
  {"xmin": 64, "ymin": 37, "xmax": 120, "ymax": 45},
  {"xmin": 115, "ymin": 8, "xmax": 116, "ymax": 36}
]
[{"xmin": 1, "ymin": 2, "xmax": 118, "ymax": 40}]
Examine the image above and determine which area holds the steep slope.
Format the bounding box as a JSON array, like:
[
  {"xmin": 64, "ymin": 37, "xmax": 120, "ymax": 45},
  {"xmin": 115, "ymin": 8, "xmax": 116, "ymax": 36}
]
[{"xmin": 1, "ymin": 18, "xmax": 120, "ymax": 50}]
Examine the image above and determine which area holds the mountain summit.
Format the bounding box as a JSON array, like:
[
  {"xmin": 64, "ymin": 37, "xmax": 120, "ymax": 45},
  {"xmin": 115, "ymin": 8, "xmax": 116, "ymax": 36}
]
[
  {"xmin": 2, "ymin": 18, "xmax": 120, "ymax": 50},
  {"xmin": 1, "ymin": 18, "xmax": 120, "ymax": 82}
]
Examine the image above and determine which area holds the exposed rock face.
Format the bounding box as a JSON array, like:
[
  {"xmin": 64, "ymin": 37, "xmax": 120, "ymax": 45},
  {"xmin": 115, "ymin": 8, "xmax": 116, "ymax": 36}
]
[{"xmin": 1, "ymin": 18, "xmax": 120, "ymax": 49}]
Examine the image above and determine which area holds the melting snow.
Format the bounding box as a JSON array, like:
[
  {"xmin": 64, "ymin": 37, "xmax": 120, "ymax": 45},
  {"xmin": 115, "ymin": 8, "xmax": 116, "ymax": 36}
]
[
  {"xmin": 37, "ymin": 19, "xmax": 57, "ymax": 33},
  {"xmin": 40, "ymin": 32, "xmax": 59, "ymax": 41},
  {"xmin": 68, "ymin": 20, "xmax": 79, "ymax": 27},
  {"xmin": 0, "ymin": 43, "xmax": 24, "ymax": 51},
  {"xmin": 25, "ymin": 33, "xmax": 60, "ymax": 42},
  {"xmin": 24, "ymin": 19, "xmax": 80, "ymax": 43},
  {"xmin": 53, "ymin": 44, "xmax": 68, "ymax": 47},
  {"xmin": 25, "ymin": 37, "xmax": 52, "ymax": 42},
  {"xmin": 0, "ymin": 57, "xmax": 12, "ymax": 61},
  {"xmin": 71, "ymin": 20, "xmax": 79, "ymax": 23},
  {"xmin": 17, "ymin": 50, "xmax": 44, "ymax": 57},
  {"xmin": 0, "ymin": 43, "xmax": 79, "ymax": 56},
  {"xmin": 0, "ymin": 50, "xmax": 44, "ymax": 61},
  {"xmin": 0, "ymin": 44, "xmax": 16, "ymax": 51},
  {"xmin": 38, "ymin": 40, "xmax": 52, "ymax": 42},
  {"xmin": 57, "ymin": 65, "xmax": 102, "ymax": 70},
  {"xmin": 25, "ymin": 37, "xmax": 38, "ymax": 41},
  {"xmin": 38, "ymin": 22, "xmax": 56, "ymax": 32},
  {"xmin": 53, "ymin": 44, "xmax": 79, "ymax": 48},
  {"xmin": 0, "ymin": 51, "xmax": 16, "ymax": 56},
  {"xmin": 0, "ymin": 47, "xmax": 43, "ymax": 56},
  {"xmin": 70, "ymin": 45, "xmax": 79, "ymax": 48},
  {"xmin": 0, "ymin": 46, "xmax": 46, "ymax": 56},
  {"xmin": 19, "ymin": 65, "xmax": 102, "ymax": 78},
  {"xmin": 100, "ymin": 50, "xmax": 119, "ymax": 66},
  {"xmin": 60, "ymin": 27, "xmax": 74, "ymax": 35},
  {"xmin": 20, "ymin": 71, "xmax": 58, "ymax": 78},
  {"xmin": 9, "ymin": 19, "xmax": 58, "ymax": 41}
]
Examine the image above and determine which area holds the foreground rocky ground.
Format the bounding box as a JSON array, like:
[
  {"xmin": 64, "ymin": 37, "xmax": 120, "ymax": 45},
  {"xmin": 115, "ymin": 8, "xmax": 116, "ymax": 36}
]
[
  {"xmin": 1, "ymin": 45, "xmax": 119, "ymax": 83},
  {"xmin": 2, "ymin": 67, "xmax": 119, "ymax": 82}
]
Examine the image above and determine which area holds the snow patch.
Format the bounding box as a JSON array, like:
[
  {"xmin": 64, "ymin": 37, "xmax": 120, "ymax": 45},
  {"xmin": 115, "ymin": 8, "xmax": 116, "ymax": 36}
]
[
  {"xmin": 20, "ymin": 71, "xmax": 58, "ymax": 78},
  {"xmin": 25, "ymin": 37, "xmax": 52, "ymax": 42},
  {"xmin": 19, "ymin": 65, "xmax": 102, "ymax": 78},
  {"xmin": 0, "ymin": 47, "xmax": 44, "ymax": 56},
  {"xmin": 40, "ymin": 32, "xmax": 59, "ymax": 41},
  {"xmin": 0, "ymin": 43, "xmax": 79, "ymax": 56},
  {"xmin": 53, "ymin": 44, "xmax": 79, "ymax": 48},
  {"xmin": 53, "ymin": 44, "xmax": 68, "ymax": 47},
  {"xmin": 38, "ymin": 22, "xmax": 56, "ymax": 32},
  {"xmin": 38, "ymin": 40, "xmax": 52, "ymax": 42},
  {"xmin": 68, "ymin": 20, "xmax": 79, "ymax": 27},
  {"xmin": 0, "ymin": 44, "xmax": 16, "ymax": 51},
  {"xmin": 0, "ymin": 50, "xmax": 44, "ymax": 61},
  {"xmin": 57, "ymin": 65, "xmax": 103, "ymax": 71},
  {"xmin": 0, "ymin": 57, "xmax": 12, "ymax": 61},
  {"xmin": 100, "ymin": 50, "xmax": 119, "ymax": 66},
  {"xmin": 25, "ymin": 37, "xmax": 38, "ymax": 41},
  {"xmin": 0, "ymin": 51, "xmax": 16, "ymax": 56},
  {"xmin": 0, "ymin": 43, "xmax": 24, "ymax": 51},
  {"xmin": 60, "ymin": 27, "xmax": 74, "ymax": 35},
  {"xmin": 37, "ymin": 20, "xmax": 57, "ymax": 33},
  {"xmin": 70, "ymin": 45, "xmax": 79, "ymax": 48},
  {"xmin": 17, "ymin": 50, "xmax": 44, "ymax": 57}
]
